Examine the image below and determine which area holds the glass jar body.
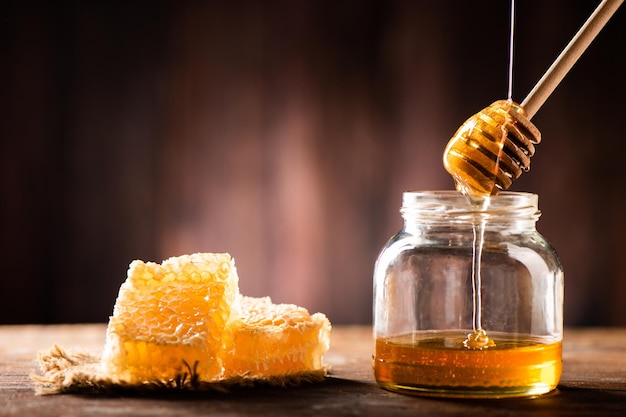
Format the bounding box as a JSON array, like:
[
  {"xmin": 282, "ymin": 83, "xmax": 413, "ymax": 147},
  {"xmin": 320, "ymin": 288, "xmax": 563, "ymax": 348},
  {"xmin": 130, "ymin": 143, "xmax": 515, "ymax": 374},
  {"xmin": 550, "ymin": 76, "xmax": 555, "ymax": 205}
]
[{"xmin": 373, "ymin": 191, "xmax": 564, "ymax": 398}]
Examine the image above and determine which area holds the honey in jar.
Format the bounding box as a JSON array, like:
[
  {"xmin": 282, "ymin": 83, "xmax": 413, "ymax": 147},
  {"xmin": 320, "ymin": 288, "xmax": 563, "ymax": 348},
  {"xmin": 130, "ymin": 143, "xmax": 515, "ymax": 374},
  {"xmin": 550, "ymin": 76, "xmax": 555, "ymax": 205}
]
[{"xmin": 373, "ymin": 191, "xmax": 563, "ymax": 398}]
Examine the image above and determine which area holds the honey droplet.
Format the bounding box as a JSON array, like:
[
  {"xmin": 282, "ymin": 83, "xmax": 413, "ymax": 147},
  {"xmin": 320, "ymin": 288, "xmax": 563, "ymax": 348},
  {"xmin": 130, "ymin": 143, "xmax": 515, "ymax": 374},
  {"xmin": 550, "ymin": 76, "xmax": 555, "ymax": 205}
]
[{"xmin": 463, "ymin": 329, "xmax": 496, "ymax": 350}]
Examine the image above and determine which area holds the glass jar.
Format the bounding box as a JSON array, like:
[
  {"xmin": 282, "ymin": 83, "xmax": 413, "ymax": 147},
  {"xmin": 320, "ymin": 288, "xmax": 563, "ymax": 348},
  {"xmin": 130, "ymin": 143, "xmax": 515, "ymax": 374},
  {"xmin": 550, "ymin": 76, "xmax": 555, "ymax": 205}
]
[{"xmin": 373, "ymin": 191, "xmax": 564, "ymax": 398}]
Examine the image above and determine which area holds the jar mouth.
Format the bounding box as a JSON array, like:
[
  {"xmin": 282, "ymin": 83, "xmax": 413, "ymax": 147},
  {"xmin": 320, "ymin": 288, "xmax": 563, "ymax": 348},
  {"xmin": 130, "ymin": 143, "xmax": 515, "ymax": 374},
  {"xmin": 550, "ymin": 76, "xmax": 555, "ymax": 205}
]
[{"xmin": 401, "ymin": 190, "xmax": 540, "ymax": 221}]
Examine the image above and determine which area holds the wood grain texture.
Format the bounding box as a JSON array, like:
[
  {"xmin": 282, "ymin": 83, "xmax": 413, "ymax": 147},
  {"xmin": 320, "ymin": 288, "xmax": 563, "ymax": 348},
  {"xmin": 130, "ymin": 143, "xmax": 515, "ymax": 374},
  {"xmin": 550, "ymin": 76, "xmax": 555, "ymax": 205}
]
[{"xmin": 1, "ymin": 325, "xmax": 625, "ymax": 416}]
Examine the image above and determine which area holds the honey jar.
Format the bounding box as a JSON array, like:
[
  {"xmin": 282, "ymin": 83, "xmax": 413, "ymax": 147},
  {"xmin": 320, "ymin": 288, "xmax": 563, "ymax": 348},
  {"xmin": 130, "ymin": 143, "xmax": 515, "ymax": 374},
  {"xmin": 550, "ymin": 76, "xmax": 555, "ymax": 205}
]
[{"xmin": 373, "ymin": 191, "xmax": 564, "ymax": 398}]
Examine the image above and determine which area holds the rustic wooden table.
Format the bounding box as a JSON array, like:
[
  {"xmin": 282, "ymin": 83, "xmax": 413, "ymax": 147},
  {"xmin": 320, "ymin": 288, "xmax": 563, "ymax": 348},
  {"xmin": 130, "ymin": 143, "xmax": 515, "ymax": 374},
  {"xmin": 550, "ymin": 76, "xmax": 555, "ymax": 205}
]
[{"xmin": 1, "ymin": 324, "xmax": 625, "ymax": 416}]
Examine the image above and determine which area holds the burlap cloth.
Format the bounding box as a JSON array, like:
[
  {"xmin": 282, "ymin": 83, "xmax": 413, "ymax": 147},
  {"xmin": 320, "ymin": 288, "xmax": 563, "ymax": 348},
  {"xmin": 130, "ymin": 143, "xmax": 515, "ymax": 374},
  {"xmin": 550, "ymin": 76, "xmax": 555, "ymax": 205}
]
[{"xmin": 32, "ymin": 345, "xmax": 327, "ymax": 395}]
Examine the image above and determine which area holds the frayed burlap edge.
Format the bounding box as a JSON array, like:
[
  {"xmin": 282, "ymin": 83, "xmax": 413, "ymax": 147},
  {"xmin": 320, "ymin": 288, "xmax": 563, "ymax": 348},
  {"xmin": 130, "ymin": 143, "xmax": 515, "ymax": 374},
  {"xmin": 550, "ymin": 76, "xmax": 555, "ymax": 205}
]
[{"xmin": 31, "ymin": 345, "xmax": 328, "ymax": 395}]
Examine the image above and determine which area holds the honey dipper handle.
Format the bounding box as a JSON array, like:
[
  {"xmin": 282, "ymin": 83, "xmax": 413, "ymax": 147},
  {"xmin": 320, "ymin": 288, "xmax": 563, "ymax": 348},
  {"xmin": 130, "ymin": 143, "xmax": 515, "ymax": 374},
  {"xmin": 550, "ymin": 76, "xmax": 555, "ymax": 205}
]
[{"xmin": 521, "ymin": 0, "xmax": 624, "ymax": 118}]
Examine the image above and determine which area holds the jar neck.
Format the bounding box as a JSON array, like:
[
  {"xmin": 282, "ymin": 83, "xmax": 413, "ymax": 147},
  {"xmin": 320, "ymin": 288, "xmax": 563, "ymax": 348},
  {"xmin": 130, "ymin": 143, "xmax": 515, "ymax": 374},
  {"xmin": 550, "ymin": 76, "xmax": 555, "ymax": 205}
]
[{"xmin": 400, "ymin": 191, "xmax": 540, "ymax": 233}]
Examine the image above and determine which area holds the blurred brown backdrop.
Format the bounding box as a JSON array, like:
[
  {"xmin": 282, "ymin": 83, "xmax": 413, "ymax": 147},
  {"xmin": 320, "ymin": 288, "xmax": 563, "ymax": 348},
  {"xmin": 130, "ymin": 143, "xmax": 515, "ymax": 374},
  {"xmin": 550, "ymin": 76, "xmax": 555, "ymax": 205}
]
[{"xmin": 1, "ymin": 1, "xmax": 625, "ymax": 325}]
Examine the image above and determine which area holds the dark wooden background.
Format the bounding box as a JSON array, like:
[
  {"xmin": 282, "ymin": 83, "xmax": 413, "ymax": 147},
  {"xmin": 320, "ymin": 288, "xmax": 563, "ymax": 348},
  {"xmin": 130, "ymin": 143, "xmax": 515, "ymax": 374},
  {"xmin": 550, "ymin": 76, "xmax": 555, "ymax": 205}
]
[{"xmin": 2, "ymin": 1, "xmax": 625, "ymax": 326}]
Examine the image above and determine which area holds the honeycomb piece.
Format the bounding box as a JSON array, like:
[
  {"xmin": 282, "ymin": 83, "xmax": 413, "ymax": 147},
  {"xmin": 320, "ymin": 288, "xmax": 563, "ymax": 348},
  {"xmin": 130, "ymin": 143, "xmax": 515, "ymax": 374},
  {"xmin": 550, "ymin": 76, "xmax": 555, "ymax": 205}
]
[
  {"xmin": 224, "ymin": 296, "xmax": 331, "ymax": 377},
  {"xmin": 101, "ymin": 253, "xmax": 239, "ymax": 383}
]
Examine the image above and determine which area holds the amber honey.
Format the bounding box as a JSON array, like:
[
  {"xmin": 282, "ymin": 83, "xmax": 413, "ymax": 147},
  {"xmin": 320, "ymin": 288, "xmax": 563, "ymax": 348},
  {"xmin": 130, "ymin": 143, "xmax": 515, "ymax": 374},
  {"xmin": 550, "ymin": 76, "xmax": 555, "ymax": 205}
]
[{"xmin": 374, "ymin": 331, "xmax": 562, "ymax": 398}]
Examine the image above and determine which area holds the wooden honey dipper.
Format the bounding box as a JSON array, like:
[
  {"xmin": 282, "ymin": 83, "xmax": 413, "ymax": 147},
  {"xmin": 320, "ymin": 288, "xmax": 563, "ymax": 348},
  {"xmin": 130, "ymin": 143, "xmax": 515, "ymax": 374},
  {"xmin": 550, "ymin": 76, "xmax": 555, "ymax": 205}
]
[{"xmin": 443, "ymin": 0, "xmax": 624, "ymax": 196}]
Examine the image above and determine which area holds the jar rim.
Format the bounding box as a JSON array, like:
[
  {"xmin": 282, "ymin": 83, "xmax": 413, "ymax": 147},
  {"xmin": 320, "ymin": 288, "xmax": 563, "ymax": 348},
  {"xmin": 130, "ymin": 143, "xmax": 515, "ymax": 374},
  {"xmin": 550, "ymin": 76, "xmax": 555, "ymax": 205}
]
[{"xmin": 401, "ymin": 190, "xmax": 540, "ymax": 221}]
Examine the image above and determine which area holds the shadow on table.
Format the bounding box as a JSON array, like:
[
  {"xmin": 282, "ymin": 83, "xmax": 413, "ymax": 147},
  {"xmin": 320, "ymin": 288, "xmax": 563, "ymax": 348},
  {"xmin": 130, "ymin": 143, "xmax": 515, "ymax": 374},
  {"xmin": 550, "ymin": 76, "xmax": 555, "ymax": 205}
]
[
  {"xmin": 436, "ymin": 386, "xmax": 626, "ymax": 416},
  {"xmin": 54, "ymin": 378, "xmax": 626, "ymax": 416},
  {"xmin": 63, "ymin": 375, "xmax": 372, "ymax": 399}
]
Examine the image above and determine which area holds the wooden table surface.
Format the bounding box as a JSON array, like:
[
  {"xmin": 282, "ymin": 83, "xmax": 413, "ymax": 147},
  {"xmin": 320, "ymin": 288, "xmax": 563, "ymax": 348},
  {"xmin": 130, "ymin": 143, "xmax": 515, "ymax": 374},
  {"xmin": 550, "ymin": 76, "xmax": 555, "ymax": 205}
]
[{"xmin": 1, "ymin": 324, "xmax": 625, "ymax": 416}]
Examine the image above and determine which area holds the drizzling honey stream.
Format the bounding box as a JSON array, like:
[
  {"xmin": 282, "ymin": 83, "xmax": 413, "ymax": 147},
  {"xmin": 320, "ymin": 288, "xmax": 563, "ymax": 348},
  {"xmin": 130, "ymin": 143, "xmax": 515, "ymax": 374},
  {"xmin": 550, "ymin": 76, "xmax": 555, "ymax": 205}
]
[{"xmin": 442, "ymin": 0, "xmax": 528, "ymax": 351}]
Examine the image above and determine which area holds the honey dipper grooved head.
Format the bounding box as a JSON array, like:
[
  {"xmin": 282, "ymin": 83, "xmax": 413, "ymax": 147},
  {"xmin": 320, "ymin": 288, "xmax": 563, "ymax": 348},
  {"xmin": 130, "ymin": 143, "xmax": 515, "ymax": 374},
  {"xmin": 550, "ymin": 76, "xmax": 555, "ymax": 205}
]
[{"xmin": 443, "ymin": 100, "xmax": 541, "ymax": 196}]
